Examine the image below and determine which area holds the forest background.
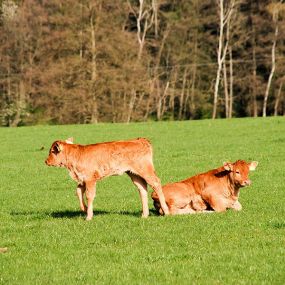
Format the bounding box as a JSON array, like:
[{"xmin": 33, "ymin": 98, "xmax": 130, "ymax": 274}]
[{"xmin": 0, "ymin": 0, "xmax": 285, "ymax": 126}]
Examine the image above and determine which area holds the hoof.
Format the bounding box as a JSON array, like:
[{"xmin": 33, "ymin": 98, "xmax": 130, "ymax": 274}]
[
  {"xmin": 81, "ymin": 206, "xmax": 87, "ymax": 213},
  {"xmin": 163, "ymin": 209, "xmax": 170, "ymax": 215},
  {"xmin": 86, "ymin": 216, "xmax": 93, "ymax": 221}
]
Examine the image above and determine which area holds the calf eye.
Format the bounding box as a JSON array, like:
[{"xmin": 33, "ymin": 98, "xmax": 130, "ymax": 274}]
[{"xmin": 236, "ymin": 171, "xmax": 240, "ymax": 174}]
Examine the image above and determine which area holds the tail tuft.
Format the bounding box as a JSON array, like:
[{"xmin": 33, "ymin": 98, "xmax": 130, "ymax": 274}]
[{"xmin": 151, "ymin": 191, "xmax": 159, "ymax": 201}]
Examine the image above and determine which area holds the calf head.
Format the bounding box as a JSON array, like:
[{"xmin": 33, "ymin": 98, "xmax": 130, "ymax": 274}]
[
  {"xmin": 45, "ymin": 138, "xmax": 73, "ymax": 167},
  {"xmin": 223, "ymin": 160, "xmax": 258, "ymax": 188}
]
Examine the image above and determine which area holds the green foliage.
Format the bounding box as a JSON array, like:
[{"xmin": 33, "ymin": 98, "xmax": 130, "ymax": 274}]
[
  {"xmin": 0, "ymin": 117, "xmax": 285, "ymax": 284},
  {"xmin": 0, "ymin": 0, "xmax": 285, "ymax": 125}
]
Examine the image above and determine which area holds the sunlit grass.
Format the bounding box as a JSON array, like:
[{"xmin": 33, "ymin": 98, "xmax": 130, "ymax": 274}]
[{"xmin": 1, "ymin": 117, "xmax": 285, "ymax": 284}]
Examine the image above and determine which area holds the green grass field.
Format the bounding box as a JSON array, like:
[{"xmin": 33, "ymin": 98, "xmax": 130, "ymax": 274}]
[{"xmin": 1, "ymin": 117, "xmax": 285, "ymax": 284}]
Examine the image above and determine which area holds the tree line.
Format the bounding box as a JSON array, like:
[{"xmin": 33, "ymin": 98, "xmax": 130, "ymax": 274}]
[{"xmin": 0, "ymin": 0, "xmax": 284, "ymax": 126}]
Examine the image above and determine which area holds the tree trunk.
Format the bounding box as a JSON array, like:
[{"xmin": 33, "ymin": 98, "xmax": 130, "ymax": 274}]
[
  {"xmin": 151, "ymin": 26, "xmax": 170, "ymax": 120},
  {"xmin": 224, "ymin": 15, "xmax": 234, "ymax": 119},
  {"xmin": 213, "ymin": 0, "xmax": 225, "ymax": 119},
  {"xmin": 156, "ymin": 79, "xmax": 162, "ymax": 120},
  {"xmin": 11, "ymin": 79, "xmax": 25, "ymax": 127},
  {"xmin": 79, "ymin": 2, "xmax": 83, "ymax": 59},
  {"xmin": 178, "ymin": 68, "xmax": 188, "ymax": 120},
  {"xmin": 183, "ymin": 83, "xmax": 191, "ymax": 118},
  {"xmin": 90, "ymin": 11, "xmax": 98, "ymax": 124},
  {"xmin": 223, "ymin": 15, "xmax": 231, "ymax": 119},
  {"xmin": 263, "ymin": 8, "xmax": 279, "ymax": 117},
  {"xmin": 126, "ymin": 90, "xmax": 136, "ymax": 123},
  {"xmin": 213, "ymin": 61, "xmax": 223, "ymax": 119},
  {"xmin": 170, "ymin": 68, "xmax": 178, "ymax": 119},
  {"xmin": 161, "ymin": 81, "xmax": 170, "ymax": 118},
  {"xmin": 274, "ymin": 81, "xmax": 283, "ymax": 116},
  {"xmin": 189, "ymin": 30, "xmax": 198, "ymax": 118},
  {"xmin": 144, "ymin": 95, "xmax": 151, "ymax": 121},
  {"xmin": 134, "ymin": 92, "xmax": 144, "ymax": 115},
  {"xmin": 213, "ymin": 0, "xmax": 235, "ymax": 119},
  {"xmin": 12, "ymin": 39, "xmax": 26, "ymax": 127},
  {"xmin": 111, "ymin": 92, "xmax": 117, "ymax": 123},
  {"xmin": 223, "ymin": 61, "xmax": 229, "ymax": 118},
  {"xmin": 152, "ymin": 0, "xmax": 158, "ymax": 39},
  {"xmin": 135, "ymin": 0, "xmax": 154, "ymax": 61},
  {"xmin": 5, "ymin": 60, "xmax": 12, "ymax": 126},
  {"xmin": 228, "ymin": 46, "xmax": 233, "ymax": 118},
  {"xmin": 252, "ymin": 47, "xmax": 258, "ymax": 117}
]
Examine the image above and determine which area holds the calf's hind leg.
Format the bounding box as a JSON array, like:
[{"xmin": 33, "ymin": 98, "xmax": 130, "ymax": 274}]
[
  {"xmin": 170, "ymin": 204, "xmax": 196, "ymax": 215},
  {"xmin": 85, "ymin": 180, "xmax": 97, "ymax": 221},
  {"xmin": 127, "ymin": 172, "xmax": 149, "ymax": 218},
  {"xmin": 137, "ymin": 166, "xmax": 169, "ymax": 216}
]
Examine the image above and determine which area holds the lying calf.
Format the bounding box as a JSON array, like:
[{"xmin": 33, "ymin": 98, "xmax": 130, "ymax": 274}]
[
  {"xmin": 152, "ymin": 160, "xmax": 258, "ymax": 215},
  {"xmin": 45, "ymin": 137, "xmax": 169, "ymax": 220}
]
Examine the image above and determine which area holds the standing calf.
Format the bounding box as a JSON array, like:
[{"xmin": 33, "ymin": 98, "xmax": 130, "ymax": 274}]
[
  {"xmin": 45, "ymin": 137, "xmax": 169, "ymax": 220},
  {"xmin": 152, "ymin": 160, "xmax": 258, "ymax": 215}
]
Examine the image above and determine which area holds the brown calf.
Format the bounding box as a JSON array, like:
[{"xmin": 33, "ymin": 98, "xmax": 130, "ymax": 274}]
[
  {"xmin": 45, "ymin": 137, "xmax": 169, "ymax": 220},
  {"xmin": 152, "ymin": 160, "xmax": 258, "ymax": 215}
]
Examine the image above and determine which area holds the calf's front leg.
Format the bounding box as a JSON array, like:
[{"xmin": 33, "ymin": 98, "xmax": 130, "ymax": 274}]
[
  {"xmin": 85, "ymin": 180, "xmax": 97, "ymax": 221},
  {"xmin": 76, "ymin": 183, "xmax": 87, "ymax": 212},
  {"xmin": 208, "ymin": 196, "xmax": 228, "ymax": 212},
  {"xmin": 231, "ymin": 200, "xmax": 242, "ymax": 211}
]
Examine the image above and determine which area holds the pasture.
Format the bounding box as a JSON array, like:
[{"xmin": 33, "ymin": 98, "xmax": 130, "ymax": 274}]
[{"xmin": 0, "ymin": 117, "xmax": 284, "ymax": 284}]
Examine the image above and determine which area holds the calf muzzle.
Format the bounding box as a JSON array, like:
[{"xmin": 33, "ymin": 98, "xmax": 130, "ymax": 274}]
[{"xmin": 242, "ymin": 179, "xmax": 251, "ymax": 186}]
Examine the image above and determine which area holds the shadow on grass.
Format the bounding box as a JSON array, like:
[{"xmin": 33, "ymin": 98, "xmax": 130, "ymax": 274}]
[
  {"xmin": 51, "ymin": 209, "xmax": 110, "ymax": 218},
  {"xmin": 150, "ymin": 209, "xmax": 160, "ymax": 216},
  {"xmin": 11, "ymin": 208, "xmax": 157, "ymax": 219},
  {"xmin": 51, "ymin": 209, "xmax": 159, "ymax": 218}
]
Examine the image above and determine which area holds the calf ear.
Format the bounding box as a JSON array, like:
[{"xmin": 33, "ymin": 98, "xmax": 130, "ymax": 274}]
[
  {"xmin": 65, "ymin": 137, "xmax": 73, "ymax": 144},
  {"xmin": 54, "ymin": 142, "xmax": 63, "ymax": 153},
  {"xmin": 249, "ymin": 161, "xmax": 258, "ymax": 171},
  {"xmin": 223, "ymin": 162, "xmax": 233, "ymax": 171}
]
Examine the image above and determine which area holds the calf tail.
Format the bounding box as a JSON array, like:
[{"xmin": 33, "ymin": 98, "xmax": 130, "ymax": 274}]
[
  {"xmin": 151, "ymin": 191, "xmax": 166, "ymax": 215},
  {"xmin": 151, "ymin": 190, "xmax": 159, "ymax": 201},
  {"xmin": 151, "ymin": 191, "xmax": 159, "ymax": 207}
]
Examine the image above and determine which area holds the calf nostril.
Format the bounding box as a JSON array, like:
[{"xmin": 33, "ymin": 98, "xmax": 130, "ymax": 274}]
[{"xmin": 243, "ymin": 180, "xmax": 251, "ymax": 186}]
